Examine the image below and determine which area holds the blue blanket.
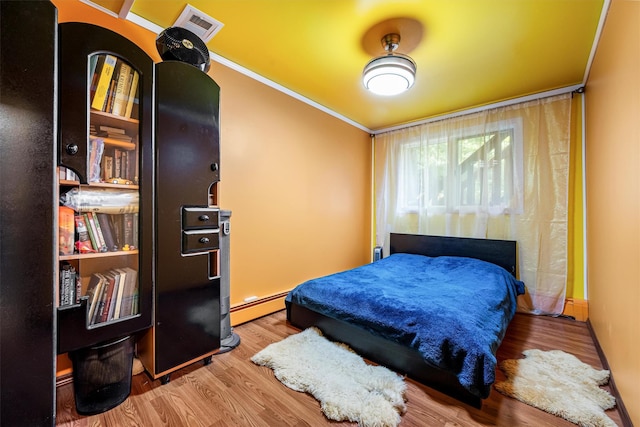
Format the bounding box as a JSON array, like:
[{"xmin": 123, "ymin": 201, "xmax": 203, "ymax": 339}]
[{"xmin": 286, "ymin": 253, "xmax": 525, "ymax": 399}]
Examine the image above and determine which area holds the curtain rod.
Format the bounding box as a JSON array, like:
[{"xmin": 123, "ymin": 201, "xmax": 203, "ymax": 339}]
[{"xmin": 371, "ymin": 84, "xmax": 585, "ymax": 136}]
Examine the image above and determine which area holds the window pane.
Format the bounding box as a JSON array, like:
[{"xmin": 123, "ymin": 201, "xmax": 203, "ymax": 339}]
[{"xmin": 396, "ymin": 120, "xmax": 521, "ymax": 215}]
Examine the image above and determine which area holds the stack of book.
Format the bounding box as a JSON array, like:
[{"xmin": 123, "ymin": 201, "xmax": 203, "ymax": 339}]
[
  {"xmin": 85, "ymin": 267, "xmax": 139, "ymax": 325},
  {"xmin": 89, "ymin": 54, "xmax": 139, "ymax": 119},
  {"xmin": 59, "ymin": 263, "xmax": 80, "ymax": 306},
  {"xmin": 87, "ymin": 133, "xmax": 136, "ymax": 184},
  {"xmin": 73, "ymin": 212, "xmax": 137, "ymax": 254}
]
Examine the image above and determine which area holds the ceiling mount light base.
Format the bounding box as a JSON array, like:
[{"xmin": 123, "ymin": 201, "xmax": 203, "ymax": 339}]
[
  {"xmin": 363, "ymin": 32, "xmax": 417, "ymax": 96},
  {"xmin": 381, "ymin": 33, "xmax": 401, "ymax": 52}
]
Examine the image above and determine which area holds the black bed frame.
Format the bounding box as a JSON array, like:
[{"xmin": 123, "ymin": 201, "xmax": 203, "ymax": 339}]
[{"xmin": 286, "ymin": 233, "xmax": 518, "ymax": 408}]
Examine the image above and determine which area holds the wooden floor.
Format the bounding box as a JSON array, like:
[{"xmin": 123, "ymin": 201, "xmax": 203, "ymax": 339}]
[{"xmin": 56, "ymin": 310, "xmax": 626, "ymax": 426}]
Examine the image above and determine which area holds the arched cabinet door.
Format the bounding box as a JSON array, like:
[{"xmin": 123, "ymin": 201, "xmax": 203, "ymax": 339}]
[
  {"xmin": 147, "ymin": 60, "xmax": 222, "ymax": 377},
  {"xmin": 56, "ymin": 23, "xmax": 153, "ymax": 353},
  {"xmin": 58, "ymin": 23, "xmax": 152, "ymax": 187}
]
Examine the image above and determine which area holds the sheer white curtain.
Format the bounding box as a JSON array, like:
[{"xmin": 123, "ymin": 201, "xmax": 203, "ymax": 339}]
[{"xmin": 374, "ymin": 94, "xmax": 572, "ymax": 314}]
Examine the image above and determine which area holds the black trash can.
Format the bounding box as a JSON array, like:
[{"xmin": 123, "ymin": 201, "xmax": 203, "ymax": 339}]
[{"xmin": 69, "ymin": 335, "xmax": 134, "ymax": 415}]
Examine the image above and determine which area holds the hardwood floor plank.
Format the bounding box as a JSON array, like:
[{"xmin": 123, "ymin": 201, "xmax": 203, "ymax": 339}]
[{"xmin": 56, "ymin": 310, "xmax": 627, "ymax": 426}]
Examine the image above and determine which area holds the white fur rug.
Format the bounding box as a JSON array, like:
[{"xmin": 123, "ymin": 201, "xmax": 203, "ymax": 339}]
[
  {"xmin": 251, "ymin": 327, "xmax": 406, "ymax": 427},
  {"xmin": 494, "ymin": 349, "xmax": 617, "ymax": 427}
]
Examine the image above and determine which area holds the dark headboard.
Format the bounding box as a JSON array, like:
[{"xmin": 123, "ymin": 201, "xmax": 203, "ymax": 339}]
[{"xmin": 389, "ymin": 233, "xmax": 518, "ymax": 277}]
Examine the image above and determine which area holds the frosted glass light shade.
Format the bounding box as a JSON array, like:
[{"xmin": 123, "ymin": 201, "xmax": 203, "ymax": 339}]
[{"xmin": 363, "ymin": 54, "xmax": 416, "ymax": 96}]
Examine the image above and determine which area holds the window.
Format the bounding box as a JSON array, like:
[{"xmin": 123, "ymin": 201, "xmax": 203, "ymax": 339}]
[{"xmin": 397, "ymin": 119, "xmax": 523, "ymax": 215}]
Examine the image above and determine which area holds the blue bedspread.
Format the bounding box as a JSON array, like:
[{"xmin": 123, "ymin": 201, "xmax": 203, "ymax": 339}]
[{"xmin": 285, "ymin": 253, "xmax": 525, "ymax": 399}]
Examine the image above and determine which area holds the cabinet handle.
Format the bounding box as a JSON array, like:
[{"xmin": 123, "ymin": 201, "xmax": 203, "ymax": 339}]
[
  {"xmin": 66, "ymin": 143, "xmax": 79, "ymax": 155},
  {"xmin": 199, "ymin": 237, "xmax": 210, "ymax": 244},
  {"xmin": 210, "ymin": 162, "xmax": 219, "ymax": 172},
  {"xmin": 199, "ymin": 215, "xmax": 210, "ymax": 221}
]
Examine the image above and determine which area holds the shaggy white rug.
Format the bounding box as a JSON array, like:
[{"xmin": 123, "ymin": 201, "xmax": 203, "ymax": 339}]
[
  {"xmin": 494, "ymin": 349, "xmax": 617, "ymax": 427},
  {"xmin": 251, "ymin": 327, "xmax": 406, "ymax": 427}
]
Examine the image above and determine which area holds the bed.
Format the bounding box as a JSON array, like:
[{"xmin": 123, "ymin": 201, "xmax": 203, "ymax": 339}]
[{"xmin": 285, "ymin": 233, "xmax": 525, "ymax": 408}]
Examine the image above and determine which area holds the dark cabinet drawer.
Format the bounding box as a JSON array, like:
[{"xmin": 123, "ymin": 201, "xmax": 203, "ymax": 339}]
[
  {"xmin": 182, "ymin": 207, "xmax": 219, "ymax": 230},
  {"xmin": 182, "ymin": 229, "xmax": 219, "ymax": 254}
]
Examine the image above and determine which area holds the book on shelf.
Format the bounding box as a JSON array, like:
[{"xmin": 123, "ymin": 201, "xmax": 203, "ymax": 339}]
[
  {"xmin": 96, "ymin": 213, "xmax": 117, "ymax": 251},
  {"xmin": 99, "ymin": 125, "xmax": 125, "ymax": 134},
  {"xmin": 122, "ymin": 213, "xmax": 135, "ymax": 249},
  {"xmin": 88, "ymin": 137, "xmax": 105, "ymax": 183},
  {"xmin": 124, "ymin": 70, "xmax": 139, "ymax": 119},
  {"xmin": 59, "ymin": 263, "xmax": 76, "ymax": 307},
  {"xmin": 83, "ymin": 212, "xmax": 104, "ymax": 252},
  {"xmin": 86, "ymin": 273, "xmax": 105, "ymax": 323},
  {"xmin": 119, "ymin": 267, "xmax": 138, "ymax": 317},
  {"xmin": 105, "ymin": 79, "xmax": 116, "ymax": 112},
  {"xmin": 74, "ymin": 214, "xmax": 95, "ymax": 253},
  {"xmin": 112, "ymin": 268, "xmax": 128, "ymax": 319},
  {"xmin": 75, "ymin": 274, "xmax": 81, "ymax": 304},
  {"xmin": 59, "ymin": 206, "xmax": 75, "ymax": 256},
  {"xmin": 108, "ymin": 214, "xmax": 123, "ymax": 250},
  {"xmin": 114, "ymin": 149, "xmax": 122, "ymax": 179},
  {"xmin": 102, "ymin": 154, "xmax": 114, "ymax": 182},
  {"xmin": 90, "ymin": 273, "xmax": 109, "ymax": 325},
  {"xmin": 98, "ymin": 272, "xmax": 117, "ymax": 323},
  {"xmin": 90, "ymin": 54, "xmax": 118, "ymax": 111},
  {"xmin": 84, "ymin": 267, "xmax": 138, "ymax": 324},
  {"xmin": 88, "ymin": 55, "xmax": 102, "ymax": 104},
  {"xmin": 60, "ymin": 167, "xmax": 79, "ymax": 182},
  {"xmin": 106, "ymin": 270, "xmax": 122, "ymax": 321},
  {"xmin": 111, "ymin": 61, "xmax": 132, "ymax": 116},
  {"xmin": 90, "ymin": 211, "xmax": 109, "ymax": 252}
]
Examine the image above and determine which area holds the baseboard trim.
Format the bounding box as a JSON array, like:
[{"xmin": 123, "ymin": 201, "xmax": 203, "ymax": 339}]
[
  {"xmin": 229, "ymin": 292, "xmax": 288, "ymax": 326},
  {"xmin": 56, "ymin": 372, "xmax": 73, "ymax": 388},
  {"xmin": 586, "ymin": 320, "xmax": 633, "ymax": 427},
  {"xmin": 562, "ymin": 298, "xmax": 589, "ymax": 321}
]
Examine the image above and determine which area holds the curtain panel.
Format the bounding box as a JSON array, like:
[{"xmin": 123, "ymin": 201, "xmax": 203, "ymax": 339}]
[{"xmin": 374, "ymin": 94, "xmax": 572, "ymax": 314}]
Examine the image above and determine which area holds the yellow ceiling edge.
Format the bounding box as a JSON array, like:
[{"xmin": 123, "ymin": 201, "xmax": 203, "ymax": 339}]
[
  {"xmin": 79, "ymin": 0, "xmax": 118, "ymax": 18},
  {"xmin": 372, "ymin": 84, "xmax": 585, "ymax": 135},
  {"xmin": 125, "ymin": 12, "xmax": 374, "ymax": 134}
]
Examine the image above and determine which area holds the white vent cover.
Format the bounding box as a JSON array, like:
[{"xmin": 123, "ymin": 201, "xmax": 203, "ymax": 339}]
[{"xmin": 172, "ymin": 4, "xmax": 224, "ymax": 43}]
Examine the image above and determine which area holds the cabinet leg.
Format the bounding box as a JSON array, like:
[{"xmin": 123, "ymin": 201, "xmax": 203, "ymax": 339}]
[
  {"xmin": 160, "ymin": 374, "xmax": 171, "ymax": 385},
  {"xmin": 203, "ymin": 356, "xmax": 212, "ymax": 366}
]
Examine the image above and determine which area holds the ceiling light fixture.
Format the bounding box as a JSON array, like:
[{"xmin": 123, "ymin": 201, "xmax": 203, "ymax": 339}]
[{"xmin": 363, "ymin": 33, "xmax": 416, "ymax": 96}]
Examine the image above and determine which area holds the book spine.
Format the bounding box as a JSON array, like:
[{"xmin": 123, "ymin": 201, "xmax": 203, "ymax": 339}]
[
  {"xmin": 74, "ymin": 215, "xmax": 95, "ymax": 253},
  {"xmin": 88, "ymin": 274, "xmax": 105, "ymax": 324},
  {"xmin": 124, "ymin": 70, "xmax": 139, "ymax": 119},
  {"xmin": 112, "ymin": 63, "xmax": 132, "ymax": 116},
  {"xmin": 68, "ymin": 267, "xmax": 77, "ymax": 305},
  {"xmin": 96, "ymin": 213, "xmax": 116, "ymax": 252},
  {"xmin": 89, "ymin": 212, "xmax": 108, "ymax": 252},
  {"xmin": 59, "ymin": 266, "xmax": 69, "ymax": 306},
  {"xmin": 88, "ymin": 55, "xmax": 104, "ymax": 107},
  {"xmin": 83, "ymin": 213, "xmax": 100, "ymax": 251},
  {"xmin": 107, "ymin": 272, "xmax": 120, "ymax": 321},
  {"xmin": 58, "ymin": 206, "xmax": 75, "ymax": 255},
  {"xmin": 90, "ymin": 54, "xmax": 118, "ymax": 111},
  {"xmin": 114, "ymin": 149, "xmax": 122, "ymax": 178},
  {"xmin": 74, "ymin": 272, "xmax": 81, "ymax": 304},
  {"xmin": 109, "ymin": 214, "xmax": 123, "ymax": 250},
  {"xmin": 123, "ymin": 213, "xmax": 134, "ymax": 249},
  {"xmin": 99, "ymin": 274, "xmax": 115, "ymax": 323},
  {"xmin": 105, "ymin": 79, "xmax": 117, "ymax": 112},
  {"xmin": 88, "ymin": 137, "xmax": 105, "ymax": 183}
]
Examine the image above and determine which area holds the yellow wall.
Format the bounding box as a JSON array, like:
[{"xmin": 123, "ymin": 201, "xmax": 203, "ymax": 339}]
[
  {"xmin": 52, "ymin": 0, "xmax": 371, "ymax": 368},
  {"xmin": 567, "ymin": 94, "xmax": 585, "ymax": 301},
  {"xmin": 585, "ymin": 0, "xmax": 640, "ymax": 423}
]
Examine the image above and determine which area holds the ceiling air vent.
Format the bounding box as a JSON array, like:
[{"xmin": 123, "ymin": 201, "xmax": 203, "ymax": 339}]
[{"xmin": 172, "ymin": 4, "xmax": 224, "ymax": 43}]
